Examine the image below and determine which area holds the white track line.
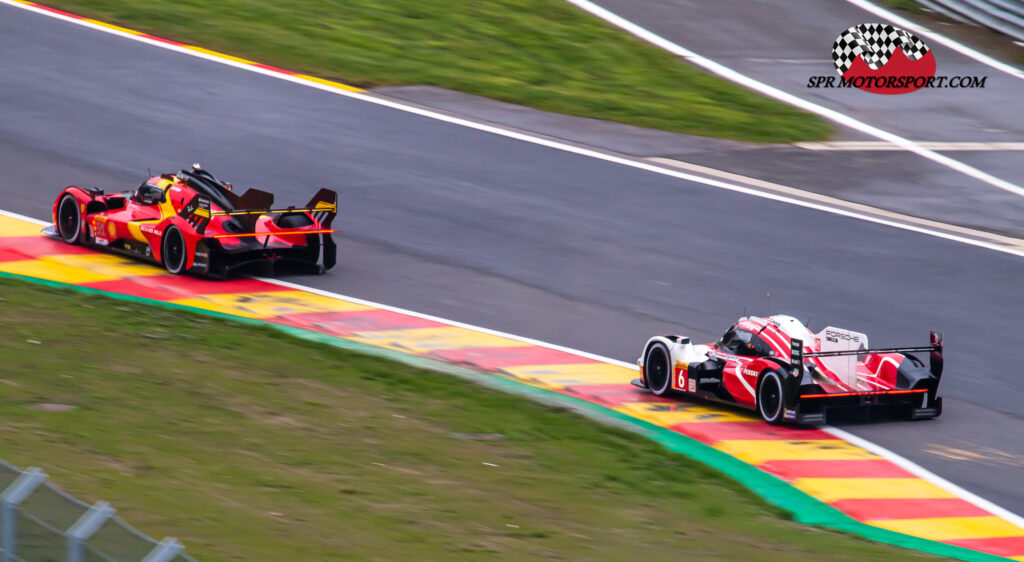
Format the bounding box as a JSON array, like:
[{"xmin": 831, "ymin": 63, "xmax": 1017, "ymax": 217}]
[
  {"xmin": 0, "ymin": 209, "xmax": 48, "ymax": 225},
  {"xmin": 846, "ymin": 0, "xmax": 1024, "ymax": 80},
  {"xmin": 797, "ymin": 141, "xmax": 1024, "ymax": 151},
  {"xmin": 5, "ymin": 205, "xmax": 1024, "ymax": 522},
  {"xmin": 563, "ymin": 0, "xmax": 1024, "ymax": 199},
  {"xmin": 4, "ymin": 0, "xmax": 1024, "ymax": 261}
]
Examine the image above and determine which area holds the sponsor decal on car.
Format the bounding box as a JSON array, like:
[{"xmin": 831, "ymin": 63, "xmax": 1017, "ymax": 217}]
[
  {"xmin": 688, "ymin": 379, "xmax": 696, "ymax": 393},
  {"xmin": 742, "ymin": 368, "xmax": 759, "ymax": 377},
  {"xmin": 825, "ymin": 328, "xmax": 861, "ymax": 344},
  {"xmin": 784, "ymin": 409, "xmax": 797, "ymax": 420},
  {"xmin": 92, "ymin": 218, "xmax": 111, "ymax": 240},
  {"xmin": 140, "ymin": 224, "xmax": 162, "ymax": 236}
]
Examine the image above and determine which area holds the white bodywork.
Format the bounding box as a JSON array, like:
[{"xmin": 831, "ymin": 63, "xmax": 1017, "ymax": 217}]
[
  {"xmin": 770, "ymin": 314, "xmax": 815, "ymax": 342},
  {"xmin": 812, "ymin": 326, "xmax": 869, "ymax": 388},
  {"xmin": 639, "ymin": 317, "xmax": 874, "ymax": 391},
  {"xmin": 762, "ymin": 317, "xmax": 871, "ymax": 388},
  {"xmin": 637, "ymin": 335, "xmax": 712, "ymax": 392}
]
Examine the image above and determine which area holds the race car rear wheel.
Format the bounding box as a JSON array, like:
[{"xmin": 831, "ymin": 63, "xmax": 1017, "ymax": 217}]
[
  {"xmin": 645, "ymin": 343, "xmax": 672, "ymax": 396},
  {"xmin": 56, "ymin": 194, "xmax": 82, "ymax": 244},
  {"xmin": 162, "ymin": 225, "xmax": 187, "ymax": 275},
  {"xmin": 757, "ymin": 370, "xmax": 786, "ymax": 425}
]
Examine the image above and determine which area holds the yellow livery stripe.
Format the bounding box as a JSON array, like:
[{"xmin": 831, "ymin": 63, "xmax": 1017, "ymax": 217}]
[{"xmin": 126, "ymin": 221, "xmax": 157, "ymax": 243}]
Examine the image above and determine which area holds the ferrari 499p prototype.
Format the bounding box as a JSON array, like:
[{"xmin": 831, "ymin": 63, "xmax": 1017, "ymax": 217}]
[
  {"xmin": 47, "ymin": 164, "xmax": 337, "ymax": 277},
  {"xmin": 634, "ymin": 315, "xmax": 943, "ymax": 424}
]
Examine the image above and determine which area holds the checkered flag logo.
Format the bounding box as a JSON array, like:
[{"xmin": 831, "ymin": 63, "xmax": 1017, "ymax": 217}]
[{"xmin": 832, "ymin": 23, "xmax": 929, "ymax": 75}]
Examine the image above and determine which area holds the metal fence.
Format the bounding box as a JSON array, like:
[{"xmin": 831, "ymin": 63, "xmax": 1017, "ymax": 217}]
[
  {"xmin": 0, "ymin": 459, "xmax": 195, "ymax": 562},
  {"xmin": 917, "ymin": 0, "xmax": 1024, "ymax": 42}
]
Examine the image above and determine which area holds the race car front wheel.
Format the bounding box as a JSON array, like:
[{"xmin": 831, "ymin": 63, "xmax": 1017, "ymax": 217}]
[
  {"xmin": 57, "ymin": 194, "xmax": 82, "ymax": 244},
  {"xmin": 162, "ymin": 225, "xmax": 187, "ymax": 275},
  {"xmin": 645, "ymin": 343, "xmax": 672, "ymax": 396},
  {"xmin": 757, "ymin": 370, "xmax": 787, "ymax": 425}
]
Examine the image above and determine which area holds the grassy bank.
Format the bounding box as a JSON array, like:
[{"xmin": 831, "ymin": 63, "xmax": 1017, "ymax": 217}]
[
  {"xmin": 37, "ymin": 0, "xmax": 830, "ymax": 143},
  {"xmin": 878, "ymin": 0, "xmax": 925, "ymax": 13},
  {"xmin": 0, "ymin": 278, "xmax": 934, "ymax": 561}
]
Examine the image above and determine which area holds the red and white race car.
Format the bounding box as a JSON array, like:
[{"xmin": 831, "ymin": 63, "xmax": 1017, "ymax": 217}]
[{"xmin": 634, "ymin": 315, "xmax": 943, "ymax": 424}]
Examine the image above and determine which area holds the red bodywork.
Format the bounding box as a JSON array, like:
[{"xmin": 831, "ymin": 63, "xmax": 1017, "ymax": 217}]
[
  {"xmin": 691, "ymin": 316, "xmax": 908, "ymax": 408},
  {"xmin": 51, "ymin": 167, "xmax": 338, "ymax": 277},
  {"xmin": 636, "ymin": 314, "xmax": 943, "ymax": 424}
]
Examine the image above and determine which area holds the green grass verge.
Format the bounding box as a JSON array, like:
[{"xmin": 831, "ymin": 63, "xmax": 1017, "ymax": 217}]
[
  {"xmin": 0, "ymin": 277, "xmax": 944, "ymax": 561},
  {"xmin": 877, "ymin": 0, "xmax": 925, "ymax": 13},
  {"xmin": 37, "ymin": 0, "xmax": 831, "ymax": 143}
]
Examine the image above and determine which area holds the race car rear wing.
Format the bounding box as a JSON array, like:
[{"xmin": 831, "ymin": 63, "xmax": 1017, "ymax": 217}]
[
  {"xmin": 179, "ymin": 188, "xmax": 338, "ymax": 237},
  {"xmin": 790, "ymin": 331, "xmax": 943, "ymax": 379},
  {"xmin": 173, "ymin": 166, "xmax": 338, "ymax": 231},
  {"xmin": 211, "ymin": 189, "xmax": 338, "ymax": 229}
]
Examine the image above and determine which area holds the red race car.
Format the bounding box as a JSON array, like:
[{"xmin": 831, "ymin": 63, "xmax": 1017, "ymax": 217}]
[
  {"xmin": 634, "ymin": 315, "xmax": 943, "ymax": 424},
  {"xmin": 47, "ymin": 164, "xmax": 337, "ymax": 277}
]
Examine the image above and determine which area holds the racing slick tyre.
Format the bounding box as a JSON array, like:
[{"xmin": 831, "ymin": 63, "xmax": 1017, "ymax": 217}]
[
  {"xmin": 645, "ymin": 343, "xmax": 672, "ymax": 396},
  {"xmin": 56, "ymin": 194, "xmax": 82, "ymax": 244},
  {"xmin": 757, "ymin": 370, "xmax": 787, "ymax": 425},
  {"xmin": 161, "ymin": 225, "xmax": 188, "ymax": 275}
]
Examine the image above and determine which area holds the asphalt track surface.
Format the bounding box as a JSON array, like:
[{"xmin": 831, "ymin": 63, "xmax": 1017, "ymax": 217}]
[
  {"xmin": 2, "ymin": 5, "xmax": 1024, "ymax": 518},
  {"xmin": 592, "ymin": 0, "xmax": 1024, "ymax": 144}
]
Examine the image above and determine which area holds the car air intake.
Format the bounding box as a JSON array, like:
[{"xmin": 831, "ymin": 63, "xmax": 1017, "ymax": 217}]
[{"xmin": 274, "ymin": 213, "xmax": 314, "ymax": 228}]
